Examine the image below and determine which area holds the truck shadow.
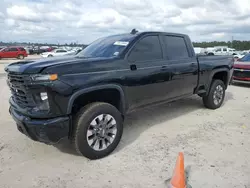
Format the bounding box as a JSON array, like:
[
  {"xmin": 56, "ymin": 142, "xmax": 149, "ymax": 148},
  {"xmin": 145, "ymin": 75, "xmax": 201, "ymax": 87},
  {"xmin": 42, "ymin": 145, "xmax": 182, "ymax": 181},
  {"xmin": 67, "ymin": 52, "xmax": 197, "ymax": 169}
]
[
  {"xmin": 232, "ymin": 82, "xmax": 250, "ymax": 88},
  {"xmin": 116, "ymin": 96, "xmax": 203, "ymax": 152},
  {"xmin": 54, "ymin": 138, "xmax": 79, "ymax": 156},
  {"xmin": 54, "ymin": 92, "xmax": 233, "ymax": 156},
  {"xmin": 116, "ymin": 92, "xmax": 233, "ymax": 152}
]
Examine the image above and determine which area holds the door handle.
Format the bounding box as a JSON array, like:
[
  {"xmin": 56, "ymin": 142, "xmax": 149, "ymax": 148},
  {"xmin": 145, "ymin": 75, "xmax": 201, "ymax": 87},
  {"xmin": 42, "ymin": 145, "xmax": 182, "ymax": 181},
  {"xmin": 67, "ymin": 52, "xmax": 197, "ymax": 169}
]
[
  {"xmin": 190, "ymin": 63, "xmax": 196, "ymax": 67},
  {"xmin": 161, "ymin": 65, "xmax": 168, "ymax": 70},
  {"xmin": 130, "ymin": 64, "xmax": 137, "ymax": 71}
]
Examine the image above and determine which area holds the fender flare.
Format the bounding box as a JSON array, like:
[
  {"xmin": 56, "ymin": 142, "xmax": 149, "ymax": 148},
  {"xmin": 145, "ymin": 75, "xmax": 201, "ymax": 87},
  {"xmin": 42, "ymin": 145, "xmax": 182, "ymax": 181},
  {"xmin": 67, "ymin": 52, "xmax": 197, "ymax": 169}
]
[
  {"xmin": 66, "ymin": 84, "xmax": 126, "ymax": 114},
  {"xmin": 207, "ymin": 68, "xmax": 230, "ymax": 91}
]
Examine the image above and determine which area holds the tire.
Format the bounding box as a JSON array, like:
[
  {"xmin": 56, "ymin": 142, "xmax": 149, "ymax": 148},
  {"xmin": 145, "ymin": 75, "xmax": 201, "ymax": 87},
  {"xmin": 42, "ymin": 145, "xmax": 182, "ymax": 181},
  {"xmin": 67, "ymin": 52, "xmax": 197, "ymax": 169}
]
[
  {"xmin": 18, "ymin": 55, "xmax": 24, "ymax": 59},
  {"xmin": 48, "ymin": 55, "xmax": 53, "ymax": 57},
  {"xmin": 203, "ymin": 79, "xmax": 226, "ymax": 109},
  {"xmin": 72, "ymin": 102, "xmax": 123, "ymax": 159},
  {"xmin": 208, "ymin": 53, "xmax": 214, "ymax": 56}
]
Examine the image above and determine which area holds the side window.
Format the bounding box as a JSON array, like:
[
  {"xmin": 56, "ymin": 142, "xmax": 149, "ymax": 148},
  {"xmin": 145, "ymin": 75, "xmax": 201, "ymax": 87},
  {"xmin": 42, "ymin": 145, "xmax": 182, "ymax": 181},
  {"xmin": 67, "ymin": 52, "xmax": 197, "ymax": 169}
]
[
  {"xmin": 19, "ymin": 48, "xmax": 26, "ymax": 51},
  {"xmin": 215, "ymin": 48, "xmax": 221, "ymax": 52},
  {"xmin": 9, "ymin": 48, "xmax": 18, "ymax": 52},
  {"xmin": 128, "ymin": 36, "xmax": 162, "ymax": 61},
  {"xmin": 163, "ymin": 36, "xmax": 189, "ymax": 60},
  {"xmin": 223, "ymin": 48, "xmax": 227, "ymax": 52},
  {"xmin": 56, "ymin": 50, "xmax": 67, "ymax": 53}
]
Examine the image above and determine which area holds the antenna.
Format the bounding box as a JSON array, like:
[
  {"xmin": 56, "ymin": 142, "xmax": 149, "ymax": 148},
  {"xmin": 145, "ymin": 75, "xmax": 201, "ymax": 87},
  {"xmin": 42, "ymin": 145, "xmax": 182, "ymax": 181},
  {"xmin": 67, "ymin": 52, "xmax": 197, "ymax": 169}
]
[{"xmin": 130, "ymin": 28, "xmax": 138, "ymax": 34}]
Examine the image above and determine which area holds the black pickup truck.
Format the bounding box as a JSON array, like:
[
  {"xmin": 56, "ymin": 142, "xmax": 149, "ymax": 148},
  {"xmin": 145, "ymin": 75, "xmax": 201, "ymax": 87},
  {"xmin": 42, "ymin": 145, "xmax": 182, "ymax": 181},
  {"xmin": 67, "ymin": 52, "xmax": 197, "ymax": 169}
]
[{"xmin": 5, "ymin": 31, "xmax": 234, "ymax": 159}]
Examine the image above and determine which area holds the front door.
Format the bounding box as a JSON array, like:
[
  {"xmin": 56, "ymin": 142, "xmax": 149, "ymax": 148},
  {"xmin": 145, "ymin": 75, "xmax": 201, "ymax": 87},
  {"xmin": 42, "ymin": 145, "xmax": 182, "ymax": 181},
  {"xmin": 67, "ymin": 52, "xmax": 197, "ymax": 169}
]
[{"xmin": 125, "ymin": 35, "xmax": 171, "ymax": 109}]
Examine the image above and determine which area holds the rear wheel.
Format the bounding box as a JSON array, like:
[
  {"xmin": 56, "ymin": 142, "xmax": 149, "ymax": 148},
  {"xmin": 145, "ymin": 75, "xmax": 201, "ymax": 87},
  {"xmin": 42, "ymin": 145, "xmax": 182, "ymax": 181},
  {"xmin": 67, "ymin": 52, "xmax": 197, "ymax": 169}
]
[
  {"xmin": 18, "ymin": 55, "xmax": 24, "ymax": 59},
  {"xmin": 72, "ymin": 102, "xmax": 123, "ymax": 159},
  {"xmin": 48, "ymin": 54, "xmax": 53, "ymax": 57},
  {"xmin": 208, "ymin": 53, "xmax": 214, "ymax": 56},
  {"xmin": 203, "ymin": 79, "xmax": 225, "ymax": 109}
]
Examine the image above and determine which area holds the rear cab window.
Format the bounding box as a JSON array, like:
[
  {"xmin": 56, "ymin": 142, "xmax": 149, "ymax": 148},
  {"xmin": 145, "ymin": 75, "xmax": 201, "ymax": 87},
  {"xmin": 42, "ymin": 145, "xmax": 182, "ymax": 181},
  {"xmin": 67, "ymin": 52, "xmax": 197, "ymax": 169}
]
[{"xmin": 162, "ymin": 35, "xmax": 189, "ymax": 60}]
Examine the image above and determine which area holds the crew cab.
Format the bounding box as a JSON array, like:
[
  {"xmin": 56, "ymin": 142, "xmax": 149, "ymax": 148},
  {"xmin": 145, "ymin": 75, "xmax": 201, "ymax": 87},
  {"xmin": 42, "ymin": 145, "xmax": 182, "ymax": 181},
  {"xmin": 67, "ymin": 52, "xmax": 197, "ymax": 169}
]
[
  {"xmin": 5, "ymin": 31, "xmax": 234, "ymax": 159},
  {"xmin": 206, "ymin": 46, "xmax": 236, "ymax": 56},
  {"xmin": 0, "ymin": 46, "xmax": 28, "ymax": 59}
]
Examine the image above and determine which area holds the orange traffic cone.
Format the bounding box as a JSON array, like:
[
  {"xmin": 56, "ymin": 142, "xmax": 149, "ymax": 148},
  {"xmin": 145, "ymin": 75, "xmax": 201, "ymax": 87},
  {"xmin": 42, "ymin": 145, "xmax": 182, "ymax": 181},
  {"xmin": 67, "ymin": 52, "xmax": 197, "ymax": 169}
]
[{"xmin": 170, "ymin": 152, "xmax": 186, "ymax": 188}]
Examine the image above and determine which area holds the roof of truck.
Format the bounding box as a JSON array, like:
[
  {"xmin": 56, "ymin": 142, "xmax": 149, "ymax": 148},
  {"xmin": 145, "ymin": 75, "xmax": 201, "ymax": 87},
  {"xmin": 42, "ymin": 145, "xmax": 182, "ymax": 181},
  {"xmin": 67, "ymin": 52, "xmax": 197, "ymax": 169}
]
[{"xmin": 139, "ymin": 31, "xmax": 187, "ymax": 35}]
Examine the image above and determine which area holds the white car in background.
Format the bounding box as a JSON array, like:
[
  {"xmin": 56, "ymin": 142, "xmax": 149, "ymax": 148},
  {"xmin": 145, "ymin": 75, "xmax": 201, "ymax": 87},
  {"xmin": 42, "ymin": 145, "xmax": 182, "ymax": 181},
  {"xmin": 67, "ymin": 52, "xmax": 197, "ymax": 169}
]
[
  {"xmin": 233, "ymin": 51, "xmax": 250, "ymax": 59},
  {"xmin": 206, "ymin": 46, "xmax": 236, "ymax": 56},
  {"xmin": 40, "ymin": 49, "xmax": 70, "ymax": 58}
]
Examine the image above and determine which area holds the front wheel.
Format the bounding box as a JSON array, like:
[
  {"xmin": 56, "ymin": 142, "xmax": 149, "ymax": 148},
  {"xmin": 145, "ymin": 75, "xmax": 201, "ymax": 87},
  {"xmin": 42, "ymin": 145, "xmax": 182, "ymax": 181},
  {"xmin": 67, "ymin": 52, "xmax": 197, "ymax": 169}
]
[
  {"xmin": 203, "ymin": 80, "xmax": 226, "ymax": 109},
  {"xmin": 72, "ymin": 102, "xmax": 123, "ymax": 159}
]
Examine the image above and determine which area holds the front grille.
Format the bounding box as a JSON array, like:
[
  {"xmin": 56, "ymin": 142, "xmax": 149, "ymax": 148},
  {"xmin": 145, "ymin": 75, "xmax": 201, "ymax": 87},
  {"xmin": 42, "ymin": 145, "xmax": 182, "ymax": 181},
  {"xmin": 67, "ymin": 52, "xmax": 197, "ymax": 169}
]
[
  {"xmin": 233, "ymin": 70, "xmax": 250, "ymax": 78},
  {"xmin": 7, "ymin": 73, "xmax": 35, "ymax": 107}
]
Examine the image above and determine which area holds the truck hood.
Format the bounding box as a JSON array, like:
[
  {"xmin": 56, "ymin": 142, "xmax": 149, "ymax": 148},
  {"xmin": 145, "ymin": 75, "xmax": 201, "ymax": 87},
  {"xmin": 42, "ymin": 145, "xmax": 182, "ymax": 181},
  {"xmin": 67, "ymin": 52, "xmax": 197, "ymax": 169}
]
[{"xmin": 5, "ymin": 56, "xmax": 111, "ymax": 74}]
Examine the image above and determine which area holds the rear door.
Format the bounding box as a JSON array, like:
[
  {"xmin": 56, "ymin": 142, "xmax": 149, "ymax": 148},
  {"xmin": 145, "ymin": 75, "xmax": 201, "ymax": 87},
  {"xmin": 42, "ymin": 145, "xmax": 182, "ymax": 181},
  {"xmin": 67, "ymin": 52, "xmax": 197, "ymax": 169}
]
[
  {"xmin": 19, "ymin": 47, "xmax": 27, "ymax": 56},
  {"xmin": 126, "ymin": 35, "xmax": 171, "ymax": 109},
  {"xmin": 214, "ymin": 48, "xmax": 222, "ymax": 55},
  {"xmin": 161, "ymin": 35, "xmax": 198, "ymax": 98},
  {"xmin": 8, "ymin": 47, "xmax": 19, "ymax": 58}
]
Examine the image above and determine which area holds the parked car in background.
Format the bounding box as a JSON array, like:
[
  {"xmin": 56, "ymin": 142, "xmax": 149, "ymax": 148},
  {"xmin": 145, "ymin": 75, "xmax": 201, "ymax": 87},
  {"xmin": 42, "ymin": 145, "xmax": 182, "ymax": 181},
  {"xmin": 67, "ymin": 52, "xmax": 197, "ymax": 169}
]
[
  {"xmin": 233, "ymin": 53, "xmax": 250, "ymax": 84},
  {"xmin": 206, "ymin": 46, "xmax": 236, "ymax": 56},
  {"xmin": 40, "ymin": 49, "xmax": 70, "ymax": 57},
  {"xmin": 62, "ymin": 49, "xmax": 82, "ymax": 56},
  {"xmin": 194, "ymin": 47, "xmax": 206, "ymax": 55},
  {"xmin": 233, "ymin": 51, "xmax": 249, "ymax": 60},
  {"xmin": 0, "ymin": 47, "xmax": 28, "ymax": 59}
]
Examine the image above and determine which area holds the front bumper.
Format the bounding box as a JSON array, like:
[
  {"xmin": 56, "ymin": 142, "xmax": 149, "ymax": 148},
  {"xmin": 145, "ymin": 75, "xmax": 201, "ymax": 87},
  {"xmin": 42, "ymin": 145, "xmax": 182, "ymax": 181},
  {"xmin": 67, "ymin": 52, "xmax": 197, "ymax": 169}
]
[{"xmin": 9, "ymin": 107, "xmax": 70, "ymax": 144}]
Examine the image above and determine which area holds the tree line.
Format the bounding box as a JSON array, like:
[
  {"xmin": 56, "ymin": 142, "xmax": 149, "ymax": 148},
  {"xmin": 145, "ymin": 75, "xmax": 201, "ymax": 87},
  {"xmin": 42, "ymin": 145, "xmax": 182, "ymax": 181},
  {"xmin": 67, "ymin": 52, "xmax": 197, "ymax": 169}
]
[
  {"xmin": 0, "ymin": 41, "xmax": 87, "ymax": 48},
  {"xmin": 2, "ymin": 40, "xmax": 250, "ymax": 51},
  {"xmin": 193, "ymin": 41, "xmax": 250, "ymax": 51}
]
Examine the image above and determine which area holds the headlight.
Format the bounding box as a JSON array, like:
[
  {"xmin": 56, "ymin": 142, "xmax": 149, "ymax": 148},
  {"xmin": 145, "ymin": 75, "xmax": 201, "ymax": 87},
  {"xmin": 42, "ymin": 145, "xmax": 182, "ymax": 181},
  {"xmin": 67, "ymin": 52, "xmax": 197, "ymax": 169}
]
[{"xmin": 30, "ymin": 74, "xmax": 58, "ymax": 81}]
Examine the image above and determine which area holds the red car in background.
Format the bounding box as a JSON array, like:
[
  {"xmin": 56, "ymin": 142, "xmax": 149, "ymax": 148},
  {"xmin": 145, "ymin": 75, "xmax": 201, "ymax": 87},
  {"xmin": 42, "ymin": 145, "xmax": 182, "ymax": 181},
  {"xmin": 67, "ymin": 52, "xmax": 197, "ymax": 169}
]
[
  {"xmin": 0, "ymin": 47, "xmax": 28, "ymax": 60},
  {"xmin": 233, "ymin": 53, "xmax": 250, "ymax": 84}
]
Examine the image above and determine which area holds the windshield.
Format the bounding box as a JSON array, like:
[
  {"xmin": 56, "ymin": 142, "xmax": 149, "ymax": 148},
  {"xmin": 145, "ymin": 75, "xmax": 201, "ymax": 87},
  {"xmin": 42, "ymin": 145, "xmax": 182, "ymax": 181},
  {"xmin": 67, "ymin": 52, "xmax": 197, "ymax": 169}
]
[
  {"xmin": 240, "ymin": 53, "xmax": 250, "ymax": 62},
  {"xmin": 77, "ymin": 34, "xmax": 136, "ymax": 58}
]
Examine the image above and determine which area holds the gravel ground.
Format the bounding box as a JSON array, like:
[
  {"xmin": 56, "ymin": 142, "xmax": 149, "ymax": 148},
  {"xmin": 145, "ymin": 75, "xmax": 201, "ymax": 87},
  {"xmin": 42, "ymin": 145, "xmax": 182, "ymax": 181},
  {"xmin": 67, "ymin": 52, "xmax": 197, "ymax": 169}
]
[{"xmin": 0, "ymin": 72, "xmax": 250, "ymax": 187}]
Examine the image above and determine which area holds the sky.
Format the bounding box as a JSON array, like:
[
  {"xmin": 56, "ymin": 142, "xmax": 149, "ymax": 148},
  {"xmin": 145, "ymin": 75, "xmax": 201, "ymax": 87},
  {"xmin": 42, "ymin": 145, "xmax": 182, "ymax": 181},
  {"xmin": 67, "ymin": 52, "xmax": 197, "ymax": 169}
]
[{"xmin": 0, "ymin": 0, "xmax": 250, "ymax": 44}]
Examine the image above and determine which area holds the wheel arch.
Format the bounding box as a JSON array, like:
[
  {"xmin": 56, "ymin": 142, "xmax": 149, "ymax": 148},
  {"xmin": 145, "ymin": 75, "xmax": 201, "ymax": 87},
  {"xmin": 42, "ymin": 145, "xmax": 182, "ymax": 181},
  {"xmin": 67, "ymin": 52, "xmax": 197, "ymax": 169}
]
[
  {"xmin": 207, "ymin": 68, "xmax": 229, "ymax": 92},
  {"xmin": 67, "ymin": 84, "xmax": 126, "ymax": 115}
]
